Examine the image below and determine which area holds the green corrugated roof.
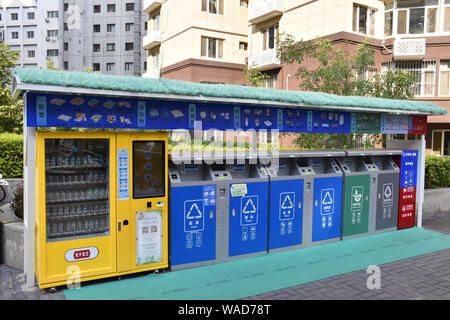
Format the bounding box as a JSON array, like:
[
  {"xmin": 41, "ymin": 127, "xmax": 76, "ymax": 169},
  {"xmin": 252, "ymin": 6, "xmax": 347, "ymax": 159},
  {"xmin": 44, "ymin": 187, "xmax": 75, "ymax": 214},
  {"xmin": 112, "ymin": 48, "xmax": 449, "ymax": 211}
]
[{"xmin": 13, "ymin": 68, "xmax": 447, "ymax": 115}]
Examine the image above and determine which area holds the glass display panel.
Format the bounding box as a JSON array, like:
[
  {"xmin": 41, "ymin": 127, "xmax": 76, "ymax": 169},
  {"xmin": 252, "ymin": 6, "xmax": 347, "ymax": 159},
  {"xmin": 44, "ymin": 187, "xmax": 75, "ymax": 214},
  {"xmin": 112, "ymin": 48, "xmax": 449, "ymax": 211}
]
[
  {"xmin": 45, "ymin": 139, "xmax": 110, "ymax": 242},
  {"xmin": 133, "ymin": 141, "xmax": 165, "ymax": 198}
]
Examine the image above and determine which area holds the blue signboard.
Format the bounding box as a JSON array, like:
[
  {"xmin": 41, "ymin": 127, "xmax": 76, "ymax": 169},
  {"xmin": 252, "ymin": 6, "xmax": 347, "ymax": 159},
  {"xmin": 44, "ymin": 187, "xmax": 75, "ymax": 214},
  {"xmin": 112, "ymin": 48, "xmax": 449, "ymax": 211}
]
[
  {"xmin": 312, "ymin": 176, "xmax": 342, "ymax": 242},
  {"xmin": 400, "ymin": 150, "xmax": 418, "ymax": 188},
  {"xmin": 228, "ymin": 181, "xmax": 268, "ymax": 257},
  {"xmin": 170, "ymin": 185, "xmax": 216, "ymax": 266},
  {"xmin": 26, "ymin": 92, "xmax": 354, "ymax": 133}
]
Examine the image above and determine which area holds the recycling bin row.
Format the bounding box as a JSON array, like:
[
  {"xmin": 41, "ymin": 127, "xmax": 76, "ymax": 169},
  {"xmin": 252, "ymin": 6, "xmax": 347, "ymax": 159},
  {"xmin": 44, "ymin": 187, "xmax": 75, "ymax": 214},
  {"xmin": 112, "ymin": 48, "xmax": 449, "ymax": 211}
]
[{"xmin": 168, "ymin": 150, "xmax": 417, "ymax": 270}]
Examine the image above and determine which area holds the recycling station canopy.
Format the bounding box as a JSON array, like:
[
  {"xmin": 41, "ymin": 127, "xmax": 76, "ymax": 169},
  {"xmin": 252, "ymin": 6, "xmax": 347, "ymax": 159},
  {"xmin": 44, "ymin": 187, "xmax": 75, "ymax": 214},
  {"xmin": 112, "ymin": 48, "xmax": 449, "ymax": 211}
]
[{"xmin": 11, "ymin": 68, "xmax": 447, "ymax": 134}]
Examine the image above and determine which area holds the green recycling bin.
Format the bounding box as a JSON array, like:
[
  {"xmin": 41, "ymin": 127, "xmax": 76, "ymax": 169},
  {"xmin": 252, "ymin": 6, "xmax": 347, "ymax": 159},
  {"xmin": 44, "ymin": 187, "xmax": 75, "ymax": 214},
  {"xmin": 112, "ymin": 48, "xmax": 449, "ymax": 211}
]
[{"xmin": 336, "ymin": 157, "xmax": 371, "ymax": 239}]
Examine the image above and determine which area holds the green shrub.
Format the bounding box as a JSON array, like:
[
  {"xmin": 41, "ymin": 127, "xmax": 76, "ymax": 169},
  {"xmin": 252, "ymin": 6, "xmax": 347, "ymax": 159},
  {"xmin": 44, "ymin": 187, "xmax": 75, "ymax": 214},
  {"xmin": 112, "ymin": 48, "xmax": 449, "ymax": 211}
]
[
  {"xmin": 0, "ymin": 133, "xmax": 23, "ymax": 178},
  {"xmin": 425, "ymin": 155, "xmax": 450, "ymax": 189}
]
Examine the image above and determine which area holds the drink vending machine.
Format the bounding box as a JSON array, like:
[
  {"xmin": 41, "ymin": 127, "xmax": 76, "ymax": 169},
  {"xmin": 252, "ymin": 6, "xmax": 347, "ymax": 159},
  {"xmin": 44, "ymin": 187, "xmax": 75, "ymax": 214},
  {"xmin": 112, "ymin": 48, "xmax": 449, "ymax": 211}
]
[{"xmin": 36, "ymin": 132, "xmax": 169, "ymax": 289}]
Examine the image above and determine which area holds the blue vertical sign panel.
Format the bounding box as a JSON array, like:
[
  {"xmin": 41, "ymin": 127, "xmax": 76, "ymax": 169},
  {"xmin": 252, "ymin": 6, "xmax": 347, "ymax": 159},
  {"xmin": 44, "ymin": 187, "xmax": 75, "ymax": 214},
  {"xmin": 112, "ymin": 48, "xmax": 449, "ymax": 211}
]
[
  {"xmin": 312, "ymin": 177, "xmax": 343, "ymax": 242},
  {"xmin": 268, "ymin": 179, "xmax": 304, "ymax": 250},
  {"xmin": 228, "ymin": 182, "xmax": 269, "ymax": 257},
  {"xmin": 400, "ymin": 150, "xmax": 418, "ymax": 188},
  {"xmin": 170, "ymin": 185, "xmax": 216, "ymax": 266}
]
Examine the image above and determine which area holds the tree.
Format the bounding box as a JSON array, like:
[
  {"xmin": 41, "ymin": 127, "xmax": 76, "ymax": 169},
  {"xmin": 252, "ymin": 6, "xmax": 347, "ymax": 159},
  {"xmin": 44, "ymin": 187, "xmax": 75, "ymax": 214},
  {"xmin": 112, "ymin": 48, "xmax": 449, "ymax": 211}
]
[
  {"xmin": 243, "ymin": 67, "xmax": 269, "ymax": 87},
  {"xmin": 276, "ymin": 35, "xmax": 417, "ymax": 149},
  {"xmin": 0, "ymin": 42, "xmax": 22, "ymax": 134}
]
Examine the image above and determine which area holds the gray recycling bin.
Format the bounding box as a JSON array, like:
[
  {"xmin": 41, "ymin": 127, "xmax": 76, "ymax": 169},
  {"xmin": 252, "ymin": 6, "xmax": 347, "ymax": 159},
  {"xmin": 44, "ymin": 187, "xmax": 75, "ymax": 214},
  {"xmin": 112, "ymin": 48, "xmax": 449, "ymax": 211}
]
[
  {"xmin": 345, "ymin": 150, "xmax": 401, "ymax": 234},
  {"xmin": 169, "ymin": 154, "xmax": 269, "ymax": 271}
]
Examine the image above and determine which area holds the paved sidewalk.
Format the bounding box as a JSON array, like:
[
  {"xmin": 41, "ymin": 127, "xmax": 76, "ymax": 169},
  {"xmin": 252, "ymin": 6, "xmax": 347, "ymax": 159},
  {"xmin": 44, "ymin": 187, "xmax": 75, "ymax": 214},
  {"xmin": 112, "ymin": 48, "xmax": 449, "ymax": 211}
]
[{"xmin": 1, "ymin": 212, "xmax": 449, "ymax": 300}]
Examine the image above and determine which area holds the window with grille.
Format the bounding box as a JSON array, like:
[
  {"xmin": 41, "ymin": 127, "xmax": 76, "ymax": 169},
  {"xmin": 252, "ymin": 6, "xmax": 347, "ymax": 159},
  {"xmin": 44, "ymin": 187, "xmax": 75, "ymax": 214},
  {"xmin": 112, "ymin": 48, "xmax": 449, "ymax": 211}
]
[
  {"xmin": 382, "ymin": 60, "xmax": 436, "ymax": 96},
  {"xmin": 440, "ymin": 61, "xmax": 450, "ymax": 96}
]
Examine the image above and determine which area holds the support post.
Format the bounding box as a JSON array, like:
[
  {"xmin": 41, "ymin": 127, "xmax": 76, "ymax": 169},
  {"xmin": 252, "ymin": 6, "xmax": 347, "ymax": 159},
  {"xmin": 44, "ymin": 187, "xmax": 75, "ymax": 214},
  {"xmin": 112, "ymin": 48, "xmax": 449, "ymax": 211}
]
[{"xmin": 23, "ymin": 94, "xmax": 37, "ymax": 289}]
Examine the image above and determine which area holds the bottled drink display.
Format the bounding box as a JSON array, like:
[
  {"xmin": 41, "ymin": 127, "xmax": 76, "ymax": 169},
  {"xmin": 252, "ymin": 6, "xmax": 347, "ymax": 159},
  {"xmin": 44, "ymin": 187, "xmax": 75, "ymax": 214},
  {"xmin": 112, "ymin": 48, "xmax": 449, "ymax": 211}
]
[{"xmin": 45, "ymin": 139, "xmax": 110, "ymax": 242}]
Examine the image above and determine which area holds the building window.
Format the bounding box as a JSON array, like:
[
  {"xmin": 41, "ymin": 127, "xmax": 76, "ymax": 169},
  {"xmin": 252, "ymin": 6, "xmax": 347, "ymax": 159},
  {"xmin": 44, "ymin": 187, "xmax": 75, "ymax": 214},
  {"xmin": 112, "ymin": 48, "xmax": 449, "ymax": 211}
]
[
  {"xmin": 262, "ymin": 24, "xmax": 279, "ymax": 50},
  {"xmin": 202, "ymin": 0, "xmax": 224, "ymax": 15},
  {"xmin": 125, "ymin": 42, "xmax": 134, "ymax": 51},
  {"xmin": 353, "ymin": 4, "xmax": 375, "ymax": 35},
  {"xmin": 201, "ymin": 36, "xmax": 224, "ymax": 59},
  {"xmin": 93, "ymin": 5, "xmax": 101, "ymax": 13},
  {"xmin": 64, "ymin": 3, "xmax": 69, "ymax": 12},
  {"xmin": 240, "ymin": 0, "xmax": 249, "ymax": 8},
  {"xmin": 64, "ymin": 42, "xmax": 68, "ymax": 50},
  {"xmin": 47, "ymin": 30, "xmax": 58, "ymax": 37},
  {"xmin": 27, "ymin": 31, "xmax": 34, "ymax": 39},
  {"xmin": 382, "ymin": 60, "xmax": 437, "ymax": 96},
  {"xmin": 239, "ymin": 41, "xmax": 248, "ymax": 51},
  {"xmin": 27, "ymin": 12, "xmax": 35, "ymax": 20},
  {"xmin": 47, "ymin": 49, "xmax": 59, "ymax": 57},
  {"xmin": 432, "ymin": 130, "xmax": 450, "ymax": 156},
  {"xmin": 93, "ymin": 63, "xmax": 100, "ymax": 71},
  {"xmin": 106, "ymin": 63, "xmax": 115, "ymax": 71},
  {"xmin": 386, "ymin": 0, "xmax": 438, "ymax": 35},
  {"xmin": 125, "ymin": 23, "xmax": 134, "ymax": 31},
  {"xmin": 265, "ymin": 74, "xmax": 277, "ymax": 89},
  {"xmin": 11, "ymin": 13, "xmax": 18, "ymax": 20},
  {"xmin": 152, "ymin": 14, "xmax": 160, "ymax": 31},
  {"xmin": 126, "ymin": 3, "xmax": 135, "ymax": 11},
  {"xmin": 445, "ymin": 0, "xmax": 450, "ymax": 32},
  {"xmin": 93, "ymin": 44, "xmax": 100, "ymax": 52},
  {"xmin": 107, "ymin": 24, "xmax": 116, "ymax": 32},
  {"xmin": 11, "ymin": 32, "xmax": 19, "ymax": 39},
  {"xmin": 125, "ymin": 62, "xmax": 134, "ymax": 71},
  {"xmin": 27, "ymin": 50, "xmax": 35, "ymax": 58},
  {"xmin": 150, "ymin": 52, "xmax": 160, "ymax": 68},
  {"xmin": 64, "ymin": 62, "xmax": 68, "ymax": 70},
  {"xmin": 106, "ymin": 43, "xmax": 115, "ymax": 52},
  {"xmin": 93, "ymin": 24, "xmax": 101, "ymax": 33},
  {"xmin": 440, "ymin": 61, "xmax": 450, "ymax": 96},
  {"xmin": 47, "ymin": 11, "xmax": 59, "ymax": 19},
  {"xmin": 107, "ymin": 4, "xmax": 116, "ymax": 12}
]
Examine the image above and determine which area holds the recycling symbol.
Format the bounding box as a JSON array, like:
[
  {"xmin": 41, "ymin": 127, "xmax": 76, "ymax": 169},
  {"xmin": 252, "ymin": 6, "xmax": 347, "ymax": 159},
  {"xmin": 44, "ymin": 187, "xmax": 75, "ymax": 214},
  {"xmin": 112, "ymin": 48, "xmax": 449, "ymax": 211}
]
[
  {"xmin": 242, "ymin": 198, "xmax": 257, "ymax": 214},
  {"xmin": 186, "ymin": 203, "xmax": 203, "ymax": 219}
]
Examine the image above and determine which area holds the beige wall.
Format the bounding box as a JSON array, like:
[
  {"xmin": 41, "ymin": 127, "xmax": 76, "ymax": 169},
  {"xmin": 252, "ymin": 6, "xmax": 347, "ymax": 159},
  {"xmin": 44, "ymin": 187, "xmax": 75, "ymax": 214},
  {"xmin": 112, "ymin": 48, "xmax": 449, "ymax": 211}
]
[
  {"xmin": 248, "ymin": 0, "xmax": 385, "ymax": 57},
  {"xmin": 146, "ymin": 0, "xmax": 249, "ymax": 72}
]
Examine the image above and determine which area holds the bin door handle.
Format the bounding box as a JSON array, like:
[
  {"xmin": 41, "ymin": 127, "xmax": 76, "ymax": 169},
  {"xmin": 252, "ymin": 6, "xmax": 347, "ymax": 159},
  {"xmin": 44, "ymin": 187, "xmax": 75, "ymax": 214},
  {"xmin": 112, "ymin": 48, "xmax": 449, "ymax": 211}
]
[
  {"xmin": 118, "ymin": 220, "xmax": 122, "ymax": 232},
  {"xmin": 209, "ymin": 210, "xmax": 214, "ymax": 219},
  {"xmin": 315, "ymin": 200, "xmax": 318, "ymax": 207},
  {"xmin": 298, "ymin": 201, "xmax": 302, "ymax": 209},
  {"xmin": 232, "ymin": 209, "xmax": 236, "ymax": 217},
  {"xmin": 378, "ymin": 193, "xmax": 381, "ymax": 200}
]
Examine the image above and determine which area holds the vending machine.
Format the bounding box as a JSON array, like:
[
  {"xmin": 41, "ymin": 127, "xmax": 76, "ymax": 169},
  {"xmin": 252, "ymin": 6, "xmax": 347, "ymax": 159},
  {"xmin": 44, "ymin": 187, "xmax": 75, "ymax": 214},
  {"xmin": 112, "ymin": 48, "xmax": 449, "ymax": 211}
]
[{"xmin": 35, "ymin": 132, "xmax": 168, "ymax": 289}]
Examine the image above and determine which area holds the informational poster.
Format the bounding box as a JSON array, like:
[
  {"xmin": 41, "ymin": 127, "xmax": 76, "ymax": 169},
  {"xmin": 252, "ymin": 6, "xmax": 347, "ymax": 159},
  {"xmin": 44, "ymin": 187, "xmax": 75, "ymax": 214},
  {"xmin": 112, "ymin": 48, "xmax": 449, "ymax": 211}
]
[
  {"xmin": 408, "ymin": 115, "xmax": 427, "ymax": 134},
  {"xmin": 351, "ymin": 113, "xmax": 381, "ymax": 133},
  {"xmin": 381, "ymin": 114, "xmax": 409, "ymax": 134},
  {"xmin": 136, "ymin": 211, "xmax": 163, "ymax": 266}
]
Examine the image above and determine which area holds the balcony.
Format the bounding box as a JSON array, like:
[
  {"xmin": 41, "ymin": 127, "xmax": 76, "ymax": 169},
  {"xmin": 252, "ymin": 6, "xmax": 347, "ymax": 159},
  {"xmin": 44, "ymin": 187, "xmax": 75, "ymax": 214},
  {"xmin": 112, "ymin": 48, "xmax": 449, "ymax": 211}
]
[
  {"xmin": 143, "ymin": 31, "xmax": 161, "ymax": 50},
  {"xmin": 143, "ymin": 0, "xmax": 162, "ymax": 13},
  {"xmin": 249, "ymin": 0, "xmax": 283, "ymax": 24},
  {"xmin": 393, "ymin": 38, "xmax": 426, "ymax": 59},
  {"xmin": 248, "ymin": 49, "xmax": 280, "ymax": 71},
  {"xmin": 143, "ymin": 68, "xmax": 160, "ymax": 79}
]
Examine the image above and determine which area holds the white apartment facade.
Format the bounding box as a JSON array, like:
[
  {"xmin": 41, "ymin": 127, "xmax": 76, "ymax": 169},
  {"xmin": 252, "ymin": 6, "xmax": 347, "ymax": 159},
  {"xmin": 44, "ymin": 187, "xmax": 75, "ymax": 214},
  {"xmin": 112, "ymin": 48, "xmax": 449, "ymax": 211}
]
[{"xmin": 0, "ymin": 0, "xmax": 147, "ymax": 76}]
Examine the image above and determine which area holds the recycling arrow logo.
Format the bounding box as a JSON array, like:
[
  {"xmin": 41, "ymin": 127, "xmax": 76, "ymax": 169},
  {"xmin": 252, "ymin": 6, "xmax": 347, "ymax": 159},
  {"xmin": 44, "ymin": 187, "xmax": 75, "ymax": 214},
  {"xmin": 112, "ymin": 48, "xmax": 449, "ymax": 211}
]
[
  {"xmin": 322, "ymin": 191, "xmax": 333, "ymax": 205},
  {"xmin": 384, "ymin": 185, "xmax": 392, "ymax": 199},
  {"xmin": 186, "ymin": 203, "xmax": 203, "ymax": 219},
  {"xmin": 243, "ymin": 198, "xmax": 257, "ymax": 214},
  {"xmin": 281, "ymin": 194, "xmax": 294, "ymax": 209}
]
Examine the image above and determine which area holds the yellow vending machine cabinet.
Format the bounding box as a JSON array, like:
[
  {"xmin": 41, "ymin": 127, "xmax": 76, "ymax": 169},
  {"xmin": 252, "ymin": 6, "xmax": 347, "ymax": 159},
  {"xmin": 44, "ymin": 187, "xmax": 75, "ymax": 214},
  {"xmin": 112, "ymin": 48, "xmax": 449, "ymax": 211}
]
[
  {"xmin": 36, "ymin": 132, "xmax": 168, "ymax": 289},
  {"xmin": 36, "ymin": 132, "xmax": 117, "ymax": 288},
  {"xmin": 116, "ymin": 133, "xmax": 169, "ymax": 274}
]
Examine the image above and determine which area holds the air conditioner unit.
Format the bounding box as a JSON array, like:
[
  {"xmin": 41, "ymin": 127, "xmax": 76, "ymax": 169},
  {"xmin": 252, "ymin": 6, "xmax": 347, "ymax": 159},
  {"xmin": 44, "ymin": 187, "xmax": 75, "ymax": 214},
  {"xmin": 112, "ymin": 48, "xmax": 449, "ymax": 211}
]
[{"xmin": 45, "ymin": 18, "xmax": 50, "ymax": 22}]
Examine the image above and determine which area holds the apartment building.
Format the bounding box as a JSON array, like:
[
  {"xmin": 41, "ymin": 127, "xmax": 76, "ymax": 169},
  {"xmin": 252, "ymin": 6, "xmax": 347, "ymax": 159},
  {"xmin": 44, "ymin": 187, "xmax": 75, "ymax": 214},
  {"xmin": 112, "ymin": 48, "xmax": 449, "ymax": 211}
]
[
  {"xmin": 0, "ymin": 0, "xmax": 147, "ymax": 75},
  {"xmin": 246, "ymin": 0, "xmax": 450, "ymax": 154},
  {"xmin": 142, "ymin": 0, "xmax": 250, "ymax": 84},
  {"xmin": 0, "ymin": 0, "xmax": 40, "ymax": 68},
  {"xmin": 62, "ymin": 0, "xmax": 147, "ymax": 76}
]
